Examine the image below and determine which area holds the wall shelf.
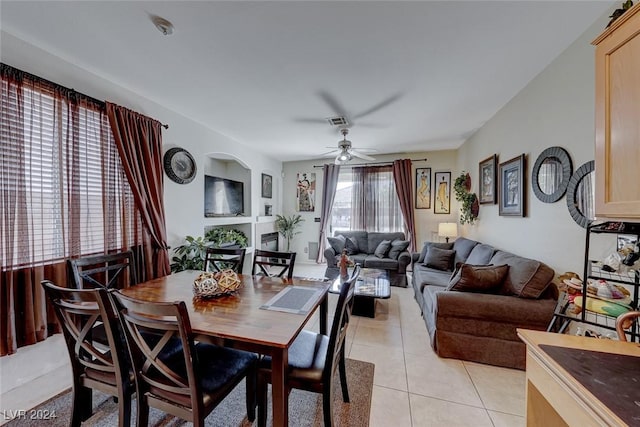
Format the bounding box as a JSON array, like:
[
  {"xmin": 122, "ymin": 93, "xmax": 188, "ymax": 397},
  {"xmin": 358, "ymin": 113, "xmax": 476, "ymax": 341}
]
[{"xmin": 204, "ymin": 217, "xmax": 253, "ymax": 226}]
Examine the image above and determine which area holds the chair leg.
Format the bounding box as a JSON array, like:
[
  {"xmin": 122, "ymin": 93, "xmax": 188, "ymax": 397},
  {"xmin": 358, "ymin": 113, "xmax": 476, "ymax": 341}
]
[
  {"xmin": 322, "ymin": 382, "xmax": 335, "ymax": 427},
  {"xmin": 136, "ymin": 395, "xmax": 150, "ymax": 427},
  {"xmin": 338, "ymin": 345, "xmax": 350, "ymax": 403},
  {"xmin": 246, "ymin": 364, "xmax": 257, "ymax": 422},
  {"xmin": 257, "ymin": 374, "xmax": 268, "ymax": 427},
  {"xmin": 117, "ymin": 392, "xmax": 132, "ymax": 427},
  {"xmin": 71, "ymin": 385, "xmax": 92, "ymax": 427}
]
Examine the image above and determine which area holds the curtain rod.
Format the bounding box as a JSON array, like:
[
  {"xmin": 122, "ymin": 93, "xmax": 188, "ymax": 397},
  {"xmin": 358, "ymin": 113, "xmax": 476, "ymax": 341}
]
[
  {"xmin": 313, "ymin": 158, "xmax": 428, "ymax": 168},
  {"xmin": 0, "ymin": 62, "xmax": 169, "ymax": 129}
]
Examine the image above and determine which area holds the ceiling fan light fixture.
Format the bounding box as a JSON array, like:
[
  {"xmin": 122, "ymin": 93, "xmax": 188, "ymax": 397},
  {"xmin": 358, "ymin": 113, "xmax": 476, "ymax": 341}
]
[
  {"xmin": 336, "ymin": 149, "xmax": 352, "ymax": 164},
  {"xmin": 151, "ymin": 15, "xmax": 174, "ymax": 36}
]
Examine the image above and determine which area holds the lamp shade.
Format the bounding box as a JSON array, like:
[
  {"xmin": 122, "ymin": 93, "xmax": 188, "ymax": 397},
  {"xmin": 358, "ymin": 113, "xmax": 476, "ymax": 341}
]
[{"xmin": 438, "ymin": 222, "xmax": 458, "ymax": 239}]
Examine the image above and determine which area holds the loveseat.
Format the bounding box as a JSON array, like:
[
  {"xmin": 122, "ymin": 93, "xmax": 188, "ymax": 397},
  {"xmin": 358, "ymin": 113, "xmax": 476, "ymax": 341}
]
[
  {"xmin": 412, "ymin": 237, "xmax": 558, "ymax": 369},
  {"xmin": 324, "ymin": 230, "xmax": 411, "ymax": 287}
]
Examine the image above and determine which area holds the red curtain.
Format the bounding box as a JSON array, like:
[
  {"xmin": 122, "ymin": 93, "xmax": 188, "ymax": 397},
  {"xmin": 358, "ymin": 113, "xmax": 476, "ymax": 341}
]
[
  {"xmin": 393, "ymin": 159, "xmax": 417, "ymax": 252},
  {"xmin": 106, "ymin": 102, "xmax": 170, "ymax": 279}
]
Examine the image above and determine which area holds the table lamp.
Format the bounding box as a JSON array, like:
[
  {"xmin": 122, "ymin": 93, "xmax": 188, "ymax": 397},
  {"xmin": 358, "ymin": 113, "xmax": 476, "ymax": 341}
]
[{"xmin": 438, "ymin": 222, "xmax": 458, "ymax": 243}]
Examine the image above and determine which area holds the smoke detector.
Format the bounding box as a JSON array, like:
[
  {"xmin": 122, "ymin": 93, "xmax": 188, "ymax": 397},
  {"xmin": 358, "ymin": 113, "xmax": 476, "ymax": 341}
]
[{"xmin": 151, "ymin": 15, "xmax": 174, "ymax": 36}]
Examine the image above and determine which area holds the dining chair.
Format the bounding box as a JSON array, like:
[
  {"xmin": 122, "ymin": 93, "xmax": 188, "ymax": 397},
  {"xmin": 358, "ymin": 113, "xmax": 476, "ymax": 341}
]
[
  {"xmin": 204, "ymin": 247, "xmax": 246, "ymax": 273},
  {"xmin": 257, "ymin": 264, "xmax": 361, "ymax": 427},
  {"xmin": 111, "ymin": 291, "xmax": 258, "ymax": 427},
  {"xmin": 615, "ymin": 311, "xmax": 640, "ymax": 341},
  {"xmin": 41, "ymin": 280, "xmax": 134, "ymax": 427},
  {"xmin": 252, "ymin": 249, "xmax": 296, "ymax": 279},
  {"xmin": 68, "ymin": 251, "xmax": 137, "ymax": 290}
]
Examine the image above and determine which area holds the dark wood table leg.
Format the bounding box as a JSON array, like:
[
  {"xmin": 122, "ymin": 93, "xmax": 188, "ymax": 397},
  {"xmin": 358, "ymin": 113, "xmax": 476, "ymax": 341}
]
[{"xmin": 271, "ymin": 348, "xmax": 288, "ymax": 427}]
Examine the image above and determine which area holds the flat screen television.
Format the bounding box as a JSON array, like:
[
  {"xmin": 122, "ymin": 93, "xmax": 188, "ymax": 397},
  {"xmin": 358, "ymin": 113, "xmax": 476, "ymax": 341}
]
[{"xmin": 204, "ymin": 175, "xmax": 244, "ymax": 217}]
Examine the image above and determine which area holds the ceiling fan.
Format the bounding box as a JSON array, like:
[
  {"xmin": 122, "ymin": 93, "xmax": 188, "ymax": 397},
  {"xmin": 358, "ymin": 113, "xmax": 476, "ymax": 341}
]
[{"xmin": 322, "ymin": 128, "xmax": 376, "ymax": 165}]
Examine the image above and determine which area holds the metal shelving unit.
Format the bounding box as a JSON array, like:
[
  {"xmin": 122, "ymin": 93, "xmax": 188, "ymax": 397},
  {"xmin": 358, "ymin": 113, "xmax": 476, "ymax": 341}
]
[{"xmin": 548, "ymin": 221, "xmax": 640, "ymax": 340}]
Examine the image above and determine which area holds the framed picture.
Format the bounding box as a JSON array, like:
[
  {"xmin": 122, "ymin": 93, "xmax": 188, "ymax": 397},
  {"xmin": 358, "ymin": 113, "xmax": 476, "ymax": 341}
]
[
  {"xmin": 478, "ymin": 154, "xmax": 497, "ymax": 204},
  {"xmin": 415, "ymin": 168, "xmax": 431, "ymax": 209},
  {"xmin": 261, "ymin": 173, "xmax": 272, "ymax": 198},
  {"xmin": 434, "ymin": 171, "xmax": 451, "ymax": 214},
  {"xmin": 296, "ymin": 172, "xmax": 316, "ymax": 212},
  {"xmin": 499, "ymin": 154, "xmax": 526, "ymax": 217}
]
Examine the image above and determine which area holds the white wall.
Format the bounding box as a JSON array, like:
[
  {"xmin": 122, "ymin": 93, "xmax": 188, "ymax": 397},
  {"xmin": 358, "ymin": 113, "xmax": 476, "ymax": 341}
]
[
  {"xmin": 1, "ymin": 31, "xmax": 283, "ymax": 251},
  {"xmin": 457, "ymin": 12, "xmax": 611, "ymax": 274},
  {"xmin": 282, "ymin": 150, "xmax": 458, "ymax": 263}
]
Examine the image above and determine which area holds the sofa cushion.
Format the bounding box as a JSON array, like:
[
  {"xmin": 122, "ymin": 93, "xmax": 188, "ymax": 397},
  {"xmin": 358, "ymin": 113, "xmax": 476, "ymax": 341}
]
[
  {"xmin": 465, "ymin": 244, "xmax": 496, "ymax": 266},
  {"xmin": 336, "ymin": 231, "xmax": 368, "ymax": 255},
  {"xmin": 327, "ymin": 235, "xmax": 346, "ymax": 254},
  {"xmin": 364, "ymin": 255, "xmax": 398, "ymax": 270},
  {"xmin": 345, "ymin": 236, "xmax": 360, "ymax": 255},
  {"xmin": 412, "ymin": 265, "xmax": 452, "ymax": 291},
  {"xmin": 367, "ymin": 232, "xmax": 405, "ymax": 254},
  {"xmin": 489, "ymin": 251, "xmax": 554, "ymax": 298},
  {"xmin": 418, "ymin": 242, "xmax": 454, "ymax": 264},
  {"xmin": 374, "ymin": 240, "xmax": 392, "ymax": 258},
  {"xmin": 447, "ymin": 264, "xmax": 509, "ymax": 293},
  {"xmin": 350, "ymin": 253, "xmax": 367, "ymax": 266},
  {"xmin": 389, "ymin": 240, "xmax": 410, "ymax": 260},
  {"xmin": 452, "ymin": 237, "xmax": 479, "ymax": 266},
  {"xmin": 423, "ymin": 247, "xmax": 455, "ymax": 271}
]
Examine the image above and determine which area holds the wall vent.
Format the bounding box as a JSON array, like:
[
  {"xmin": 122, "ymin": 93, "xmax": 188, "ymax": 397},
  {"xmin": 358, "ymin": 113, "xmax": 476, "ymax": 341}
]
[{"xmin": 308, "ymin": 242, "xmax": 319, "ymax": 260}]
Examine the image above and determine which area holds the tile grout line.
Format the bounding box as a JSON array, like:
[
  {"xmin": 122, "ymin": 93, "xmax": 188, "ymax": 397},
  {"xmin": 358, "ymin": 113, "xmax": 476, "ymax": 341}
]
[{"xmin": 398, "ymin": 287, "xmax": 415, "ymax": 427}]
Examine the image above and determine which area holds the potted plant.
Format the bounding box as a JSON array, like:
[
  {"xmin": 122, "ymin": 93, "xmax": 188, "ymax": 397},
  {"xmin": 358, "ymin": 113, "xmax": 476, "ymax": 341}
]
[
  {"xmin": 454, "ymin": 172, "xmax": 479, "ymax": 225},
  {"xmin": 275, "ymin": 214, "xmax": 304, "ymax": 252},
  {"xmin": 170, "ymin": 228, "xmax": 248, "ymax": 273}
]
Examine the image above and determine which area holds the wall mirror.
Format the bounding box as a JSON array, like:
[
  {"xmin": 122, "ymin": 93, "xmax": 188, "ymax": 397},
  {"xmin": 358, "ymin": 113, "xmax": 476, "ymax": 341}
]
[
  {"xmin": 531, "ymin": 146, "xmax": 572, "ymax": 203},
  {"xmin": 566, "ymin": 160, "xmax": 595, "ymax": 228}
]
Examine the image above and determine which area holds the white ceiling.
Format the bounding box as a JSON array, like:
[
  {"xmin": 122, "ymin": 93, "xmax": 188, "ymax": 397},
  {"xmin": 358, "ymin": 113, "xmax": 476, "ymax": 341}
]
[{"xmin": 1, "ymin": 1, "xmax": 613, "ymax": 162}]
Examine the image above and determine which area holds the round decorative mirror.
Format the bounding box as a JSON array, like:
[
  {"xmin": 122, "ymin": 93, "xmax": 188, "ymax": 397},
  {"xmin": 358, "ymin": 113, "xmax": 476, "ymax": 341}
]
[
  {"xmin": 532, "ymin": 146, "xmax": 572, "ymax": 203},
  {"xmin": 566, "ymin": 160, "xmax": 595, "ymax": 228}
]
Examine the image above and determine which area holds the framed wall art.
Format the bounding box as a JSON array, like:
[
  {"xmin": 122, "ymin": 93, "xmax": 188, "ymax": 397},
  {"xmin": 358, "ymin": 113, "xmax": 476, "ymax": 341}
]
[
  {"xmin": 434, "ymin": 171, "xmax": 451, "ymax": 214},
  {"xmin": 499, "ymin": 154, "xmax": 526, "ymax": 217},
  {"xmin": 415, "ymin": 168, "xmax": 431, "ymax": 209},
  {"xmin": 296, "ymin": 172, "xmax": 316, "ymax": 212},
  {"xmin": 261, "ymin": 173, "xmax": 272, "ymax": 198},
  {"xmin": 478, "ymin": 154, "xmax": 497, "ymax": 204}
]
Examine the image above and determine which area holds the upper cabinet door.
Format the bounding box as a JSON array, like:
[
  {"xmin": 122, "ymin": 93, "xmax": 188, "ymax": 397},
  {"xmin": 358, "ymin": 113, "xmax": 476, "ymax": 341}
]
[{"xmin": 593, "ymin": 4, "xmax": 640, "ymax": 219}]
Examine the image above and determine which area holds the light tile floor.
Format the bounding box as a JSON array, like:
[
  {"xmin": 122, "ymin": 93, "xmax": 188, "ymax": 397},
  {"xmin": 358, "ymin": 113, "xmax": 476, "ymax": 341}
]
[{"xmin": 0, "ymin": 264, "xmax": 526, "ymax": 426}]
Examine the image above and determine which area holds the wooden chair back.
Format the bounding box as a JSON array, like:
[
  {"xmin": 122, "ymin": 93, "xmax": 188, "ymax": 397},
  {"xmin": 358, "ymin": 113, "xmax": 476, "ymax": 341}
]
[
  {"xmin": 41, "ymin": 280, "xmax": 133, "ymax": 427},
  {"xmin": 68, "ymin": 251, "xmax": 137, "ymax": 290},
  {"xmin": 324, "ymin": 265, "xmax": 360, "ymax": 383},
  {"xmin": 252, "ymin": 249, "xmax": 296, "ymax": 279},
  {"xmin": 204, "ymin": 247, "xmax": 246, "ymax": 273}
]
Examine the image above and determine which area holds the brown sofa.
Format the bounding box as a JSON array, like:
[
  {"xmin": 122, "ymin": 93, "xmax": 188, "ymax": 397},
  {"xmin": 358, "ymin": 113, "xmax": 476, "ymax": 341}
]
[{"xmin": 412, "ymin": 237, "xmax": 558, "ymax": 370}]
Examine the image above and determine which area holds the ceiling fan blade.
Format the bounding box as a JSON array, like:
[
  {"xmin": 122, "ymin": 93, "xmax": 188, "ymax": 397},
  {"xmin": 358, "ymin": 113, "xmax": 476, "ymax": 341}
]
[
  {"xmin": 318, "ymin": 90, "xmax": 347, "ymax": 117},
  {"xmin": 293, "ymin": 117, "xmax": 330, "ymax": 124},
  {"xmin": 352, "ymin": 92, "xmax": 403, "ymax": 119},
  {"xmin": 319, "ymin": 149, "xmax": 340, "ymax": 157},
  {"xmin": 350, "ymin": 150, "xmax": 376, "ymax": 161}
]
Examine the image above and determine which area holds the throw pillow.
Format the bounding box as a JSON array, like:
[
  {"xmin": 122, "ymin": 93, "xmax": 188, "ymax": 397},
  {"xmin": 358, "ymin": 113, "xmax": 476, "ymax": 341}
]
[
  {"xmin": 447, "ymin": 264, "xmax": 510, "ymax": 293},
  {"xmin": 388, "ymin": 239, "xmax": 410, "ymax": 260},
  {"xmin": 327, "ymin": 235, "xmax": 346, "ymax": 254},
  {"xmin": 417, "ymin": 242, "xmax": 454, "ymax": 264},
  {"xmin": 374, "ymin": 240, "xmax": 392, "ymax": 258},
  {"xmin": 423, "ymin": 247, "xmax": 455, "ymax": 271},
  {"xmin": 345, "ymin": 236, "xmax": 360, "ymax": 255}
]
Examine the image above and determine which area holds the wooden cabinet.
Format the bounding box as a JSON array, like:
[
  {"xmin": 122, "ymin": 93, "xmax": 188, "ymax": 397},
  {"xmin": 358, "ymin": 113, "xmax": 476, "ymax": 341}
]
[{"xmin": 593, "ymin": 3, "xmax": 640, "ymax": 219}]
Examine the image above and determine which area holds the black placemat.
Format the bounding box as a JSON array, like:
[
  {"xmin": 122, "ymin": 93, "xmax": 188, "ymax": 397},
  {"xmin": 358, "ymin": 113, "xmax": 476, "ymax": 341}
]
[
  {"xmin": 540, "ymin": 344, "xmax": 640, "ymax": 425},
  {"xmin": 260, "ymin": 286, "xmax": 323, "ymax": 314}
]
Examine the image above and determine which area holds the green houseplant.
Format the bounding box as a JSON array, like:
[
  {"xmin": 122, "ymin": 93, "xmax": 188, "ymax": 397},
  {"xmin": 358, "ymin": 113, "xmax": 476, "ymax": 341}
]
[
  {"xmin": 170, "ymin": 228, "xmax": 248, "ymax": 273},
  {"xmin": 275, "ymin": 214, "xmax": 304, "ymax": 252},
  {"xmin": 454, "ymin": 172, "xmax": 479, "ymax": 225}
]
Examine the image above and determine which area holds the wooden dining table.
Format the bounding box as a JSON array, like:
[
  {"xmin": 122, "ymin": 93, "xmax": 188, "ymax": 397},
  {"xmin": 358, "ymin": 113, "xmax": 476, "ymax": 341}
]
[{"xmin": 119, "ymin": 270, "xmax": 330, "ymax": 427}]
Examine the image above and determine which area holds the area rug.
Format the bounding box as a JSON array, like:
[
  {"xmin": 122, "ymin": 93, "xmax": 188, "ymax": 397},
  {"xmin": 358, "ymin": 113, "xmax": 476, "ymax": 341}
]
[{"xmin": 7, "ymin": 358, "xmax": 374, "ymax": 427}]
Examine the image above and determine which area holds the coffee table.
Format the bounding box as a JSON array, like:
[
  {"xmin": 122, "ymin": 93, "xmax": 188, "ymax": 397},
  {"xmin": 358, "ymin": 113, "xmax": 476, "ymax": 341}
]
[{"xmin": 328, "ymin": 268, "xmax": 392, "ymax": 318}]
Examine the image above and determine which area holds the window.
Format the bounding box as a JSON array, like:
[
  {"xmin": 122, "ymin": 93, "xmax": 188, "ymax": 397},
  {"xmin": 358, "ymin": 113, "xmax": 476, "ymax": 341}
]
[
  {"xmin": 1, "ymin": 68, "xmax": 139, "ymax": 269},
  {"xmin": 330, "ymin": 166, "xmax": 404, "ymax": 233}
]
